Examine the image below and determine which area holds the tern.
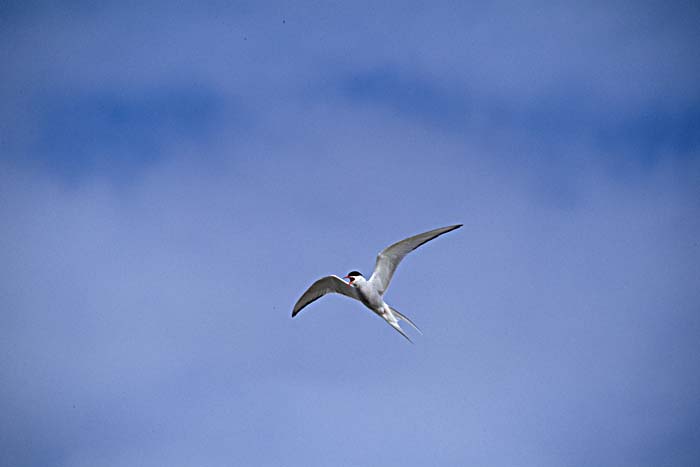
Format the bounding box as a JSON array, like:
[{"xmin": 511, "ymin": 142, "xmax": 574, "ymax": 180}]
[{"xmin": 291, "ymin": 224, "xmax": 462, "ymax": 342}]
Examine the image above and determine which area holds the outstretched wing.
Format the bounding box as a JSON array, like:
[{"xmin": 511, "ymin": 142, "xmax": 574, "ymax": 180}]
[
  {"xmin": 291, "ymin": 275, "xmax": 361, "ymax": 317},
  {"xmin": 369, "ymin": 224, "xmax": 462, "ymax": 295}
]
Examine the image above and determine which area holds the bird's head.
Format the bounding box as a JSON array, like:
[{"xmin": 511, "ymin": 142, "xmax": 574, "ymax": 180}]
[{"xmin": 343, "ymin": 271, "xmax": 364, "ymax": 286}]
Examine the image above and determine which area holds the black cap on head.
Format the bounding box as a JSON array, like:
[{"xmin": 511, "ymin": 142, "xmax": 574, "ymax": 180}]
[{"xmin": 347, "ymin": 271, "xmax": 362, "ymax": 277}]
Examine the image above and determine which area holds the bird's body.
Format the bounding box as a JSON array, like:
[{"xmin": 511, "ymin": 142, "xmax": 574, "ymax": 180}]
[
  {"xmin": 291, "ymin": 224, "xmax": 462, "ymax": 342},
  {"xmin": 352, "ymin": 275, "xmax": 384, "ymax": 311},
  {"xmin": 347, "ymin": 274, "xmax": 404, "ymax": 334}
]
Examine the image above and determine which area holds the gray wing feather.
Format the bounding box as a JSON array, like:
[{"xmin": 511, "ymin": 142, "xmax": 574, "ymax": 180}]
[
  {"xmin": 292, "ymin": 275, "xmax": 361, "ymax": 317},
  {"xmin": 369, "ymin": 224, "xmax": 462, "ymax": 295}
]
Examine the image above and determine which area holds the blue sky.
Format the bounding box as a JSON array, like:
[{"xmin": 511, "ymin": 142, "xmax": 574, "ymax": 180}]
[{"xmin": 1, "ymin": 1, "xmax": 699, "ymax": 466}]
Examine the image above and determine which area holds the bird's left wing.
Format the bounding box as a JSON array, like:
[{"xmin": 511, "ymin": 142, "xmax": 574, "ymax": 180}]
[
  {"xmin": 369, "ymin": 224, "xmax": 462, "ymax": 295},
  {"xmin": 292, "ymin": 275, "xmax": 361, "ymax": 317}
]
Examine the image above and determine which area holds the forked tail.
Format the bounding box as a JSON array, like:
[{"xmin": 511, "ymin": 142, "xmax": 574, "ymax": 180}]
[
  {"xmin": 389, "ymin": 306, "xmax": 423, "ymax": 335},
  {"xmin": 388, "ymin": 321, "xmax": 413, "ymax": 343}
]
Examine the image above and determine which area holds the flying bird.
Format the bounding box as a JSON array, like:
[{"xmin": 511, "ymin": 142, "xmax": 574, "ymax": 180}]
[{"xmin": 291, "ymin": 224, "xmax": 462, "ymax": 342}]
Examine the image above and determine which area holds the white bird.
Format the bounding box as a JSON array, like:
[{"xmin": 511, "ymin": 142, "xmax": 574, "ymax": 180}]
[{"xmin": 291, "ymin": 224, "xmax": 462, "ymax": 342}]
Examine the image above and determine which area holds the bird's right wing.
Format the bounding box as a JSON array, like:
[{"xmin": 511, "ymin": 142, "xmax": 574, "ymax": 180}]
[
  {"xmin": 291, "ymin": 275, "xmax": 361, "ymax": 317},
  {"xmin": 369, "ymin": 224, "xmax": 462, "ymax": 295}
]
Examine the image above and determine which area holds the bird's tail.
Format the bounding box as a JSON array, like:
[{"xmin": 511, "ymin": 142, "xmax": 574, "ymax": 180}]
[
  {"xmin": 388, "ymin": 306, "xmax": 423, "ymax": 335},
  {"xmin": 388, "ymin": 320, "xmax": 413, "ymax": 343}
]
